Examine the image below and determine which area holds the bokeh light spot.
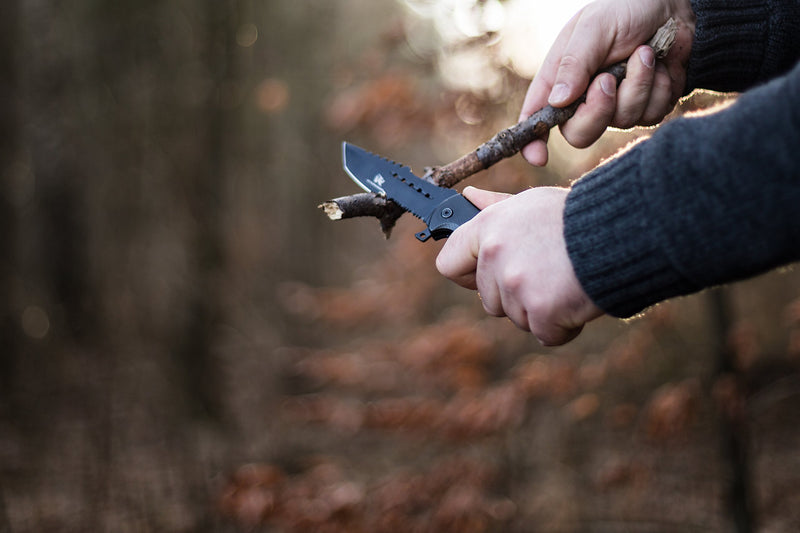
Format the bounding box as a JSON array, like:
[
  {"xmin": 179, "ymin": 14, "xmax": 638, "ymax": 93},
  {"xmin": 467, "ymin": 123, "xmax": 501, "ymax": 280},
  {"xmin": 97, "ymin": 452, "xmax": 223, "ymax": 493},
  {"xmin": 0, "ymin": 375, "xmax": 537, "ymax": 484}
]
[
  {"xmin": 255, "ymin": 78, "xmax": 290, "ymax": 114},
  {"xmin": 22, "ymin": 305, "xmax": 50, "ymax": 339},
  {"xmin": 236, "ymin": 23, "xmax": 258, "ymax": 47}
]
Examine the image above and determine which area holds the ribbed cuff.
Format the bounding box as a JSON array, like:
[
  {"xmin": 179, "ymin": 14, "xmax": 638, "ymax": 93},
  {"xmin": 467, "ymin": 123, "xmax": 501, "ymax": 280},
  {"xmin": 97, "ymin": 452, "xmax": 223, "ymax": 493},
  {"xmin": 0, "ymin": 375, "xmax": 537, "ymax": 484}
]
[
  {"xmin": 686, "ymin": 0, "xmax": 771, "ymax": 93},
  {"xmin": 563, "ymin": 145, "xmax": 699, "ymax": 318},
  {"xmin": 687, "ymin": 0, "xmax": 800, "ymax": 93}
]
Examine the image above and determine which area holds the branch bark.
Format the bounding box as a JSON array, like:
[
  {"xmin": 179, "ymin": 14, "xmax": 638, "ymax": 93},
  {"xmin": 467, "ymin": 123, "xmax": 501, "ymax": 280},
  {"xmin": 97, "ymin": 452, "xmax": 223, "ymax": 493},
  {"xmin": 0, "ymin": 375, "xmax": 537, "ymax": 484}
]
[
  {"xmin": 319, "ymin": 192, "xmax": 407, "ymax": 237},
  {"xmin": 321, "ymin": 19, "xmax": 677, "ymax": 237}
]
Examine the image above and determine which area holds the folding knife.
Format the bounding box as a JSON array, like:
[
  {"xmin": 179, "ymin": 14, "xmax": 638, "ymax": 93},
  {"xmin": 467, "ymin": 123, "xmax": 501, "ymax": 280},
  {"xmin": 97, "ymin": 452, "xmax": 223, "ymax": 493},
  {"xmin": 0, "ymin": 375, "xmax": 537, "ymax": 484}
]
[{"xmin": 342, "ymin": 142, "xmax": 480, "ymax": 242}]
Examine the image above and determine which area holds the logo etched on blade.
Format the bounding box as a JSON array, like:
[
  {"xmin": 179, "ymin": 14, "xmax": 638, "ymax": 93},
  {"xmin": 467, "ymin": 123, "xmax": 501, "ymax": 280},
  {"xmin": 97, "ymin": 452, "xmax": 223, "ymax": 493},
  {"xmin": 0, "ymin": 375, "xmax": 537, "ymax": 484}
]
[
  {"xmin": 342, "ymin": 142, "xmax": 458, "ymax": 222},
  {"xmin": 369, "ymin": 173, "xmax": 386, "ymax": 193}
]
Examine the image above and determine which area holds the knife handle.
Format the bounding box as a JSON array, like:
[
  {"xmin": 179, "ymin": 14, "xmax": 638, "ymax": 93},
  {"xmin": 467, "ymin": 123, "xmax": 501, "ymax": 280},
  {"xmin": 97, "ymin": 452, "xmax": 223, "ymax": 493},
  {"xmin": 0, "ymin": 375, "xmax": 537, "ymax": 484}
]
[{"xmin": 415, "ymin": 194, "xmax": 481, "ymax": 242}]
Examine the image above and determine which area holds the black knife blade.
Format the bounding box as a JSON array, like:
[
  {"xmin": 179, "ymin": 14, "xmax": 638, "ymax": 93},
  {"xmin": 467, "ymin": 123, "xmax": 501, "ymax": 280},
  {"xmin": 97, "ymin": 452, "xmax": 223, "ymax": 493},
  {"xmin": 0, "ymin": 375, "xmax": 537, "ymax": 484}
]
[{"xmin": 342, "ymin": 142, "xmax": 480, "ymax": 242}]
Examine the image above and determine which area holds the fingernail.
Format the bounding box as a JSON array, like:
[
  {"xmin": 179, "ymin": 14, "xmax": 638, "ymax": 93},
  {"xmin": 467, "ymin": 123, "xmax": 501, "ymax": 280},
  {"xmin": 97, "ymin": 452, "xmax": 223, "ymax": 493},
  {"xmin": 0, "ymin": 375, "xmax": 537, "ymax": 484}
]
[
  {"xmin": 548, "ymin": 83, "xmax": 570, "ymax": 106},
  {"xmin": 599, "ymin": 75, "xmax": 616, "ymax": 97},
  {"xmin": 638, "ymin": 47, "xmax": 656, "ymax": 69}
]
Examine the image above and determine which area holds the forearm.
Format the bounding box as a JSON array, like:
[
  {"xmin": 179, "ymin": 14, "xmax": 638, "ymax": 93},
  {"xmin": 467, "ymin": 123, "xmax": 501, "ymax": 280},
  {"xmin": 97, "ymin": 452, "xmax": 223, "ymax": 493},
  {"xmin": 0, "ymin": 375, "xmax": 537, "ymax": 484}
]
[
  {"xmin": 565, "ymin": 60, "xmax": 800, "ymax": 317},
  {"xmin": 686, "ymin": 0, "xmax": 800, "ymax": 92}
]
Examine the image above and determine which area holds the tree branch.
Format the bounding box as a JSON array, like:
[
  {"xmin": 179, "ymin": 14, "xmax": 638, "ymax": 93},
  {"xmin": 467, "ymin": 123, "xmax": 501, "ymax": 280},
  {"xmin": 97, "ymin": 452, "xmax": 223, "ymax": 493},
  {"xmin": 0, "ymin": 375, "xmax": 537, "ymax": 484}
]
[
  {"xmin": 322, "ymin": 18, "xmax": 677, "ymax": 237},
  {"xmin": 319, "ymin": 193, "xmax": 407, "ymax": 238}
]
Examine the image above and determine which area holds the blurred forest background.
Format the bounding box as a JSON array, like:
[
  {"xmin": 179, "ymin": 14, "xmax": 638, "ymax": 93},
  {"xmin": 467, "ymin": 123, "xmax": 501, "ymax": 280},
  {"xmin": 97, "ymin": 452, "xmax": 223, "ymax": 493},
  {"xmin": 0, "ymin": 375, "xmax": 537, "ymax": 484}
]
[{"xmin": 2, "ymin": 0, "xmax": 800, "ymax": 531}]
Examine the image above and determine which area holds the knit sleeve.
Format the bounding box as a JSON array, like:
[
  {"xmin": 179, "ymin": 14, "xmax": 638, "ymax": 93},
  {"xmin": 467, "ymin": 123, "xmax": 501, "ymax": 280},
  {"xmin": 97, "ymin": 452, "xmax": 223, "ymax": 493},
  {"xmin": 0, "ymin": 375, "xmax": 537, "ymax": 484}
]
[
  {"xmin": 686, "ymin": 0, "xmax": 800, "ymax": 92},
  {"xmin": 564, "ymin": 61, "xmax": 800, "ymax": 318}
]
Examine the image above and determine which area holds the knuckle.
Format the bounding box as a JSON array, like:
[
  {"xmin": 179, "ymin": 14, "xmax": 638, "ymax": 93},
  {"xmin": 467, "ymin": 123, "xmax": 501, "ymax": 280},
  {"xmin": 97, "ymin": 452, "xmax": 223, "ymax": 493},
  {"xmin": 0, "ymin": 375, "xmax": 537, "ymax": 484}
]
[
  {"xmin": 499, "ymin": 267, "xmax": 525, "ymax": 293},
  {"xmin": 527, "ymin": 300, "xmax": 552, "ymax": 325},
  {"xmin": 653, "ymin": 73, "xmax": 673, "ymax": 95},
  {"xmin": 479, "ymin": 237, "xmax": 503, "ymax": 263},
  {"xmin": 557, "ymin": 54, "xmax": 581, "ymax": 71},
  {"xmin": 557, "ymin": 54, "xmax": 593, "ymax": 81}
]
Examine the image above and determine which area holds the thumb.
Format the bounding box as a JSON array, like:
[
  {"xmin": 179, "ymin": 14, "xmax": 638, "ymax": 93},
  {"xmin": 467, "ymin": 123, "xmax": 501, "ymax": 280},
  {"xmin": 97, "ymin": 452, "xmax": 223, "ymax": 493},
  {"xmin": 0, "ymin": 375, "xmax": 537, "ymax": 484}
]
[{"xmin": 462, "ymin": 186, "xmax": 512, "ymax": 209}]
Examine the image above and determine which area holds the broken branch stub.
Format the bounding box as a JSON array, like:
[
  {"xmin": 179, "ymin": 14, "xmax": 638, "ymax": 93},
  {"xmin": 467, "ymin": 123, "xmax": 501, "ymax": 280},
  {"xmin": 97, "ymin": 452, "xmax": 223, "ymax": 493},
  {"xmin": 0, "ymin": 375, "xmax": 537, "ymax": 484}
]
[{"xmin": 318, "ymin": 194, "xmax": 407, "ymax": 238}]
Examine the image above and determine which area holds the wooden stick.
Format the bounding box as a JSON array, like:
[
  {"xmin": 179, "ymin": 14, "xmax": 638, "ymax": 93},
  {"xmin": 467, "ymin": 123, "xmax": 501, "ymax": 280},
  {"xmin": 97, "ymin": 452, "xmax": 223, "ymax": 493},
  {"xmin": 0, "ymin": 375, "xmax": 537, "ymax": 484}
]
[
  {"xmin": 319, "ymin": 193, "xmax": 407, "ymax": 237},
  {"xmin": 321, "ymin": 19, "xmax": 677, "ymax": 237}
]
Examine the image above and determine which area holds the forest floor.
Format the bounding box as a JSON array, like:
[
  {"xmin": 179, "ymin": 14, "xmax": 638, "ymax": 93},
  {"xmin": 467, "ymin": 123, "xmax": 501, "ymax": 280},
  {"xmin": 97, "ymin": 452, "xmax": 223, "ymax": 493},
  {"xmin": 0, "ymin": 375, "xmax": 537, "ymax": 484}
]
[{"xmin": 3, "ymin": 243, "xmax": 800, "ymax": 533}]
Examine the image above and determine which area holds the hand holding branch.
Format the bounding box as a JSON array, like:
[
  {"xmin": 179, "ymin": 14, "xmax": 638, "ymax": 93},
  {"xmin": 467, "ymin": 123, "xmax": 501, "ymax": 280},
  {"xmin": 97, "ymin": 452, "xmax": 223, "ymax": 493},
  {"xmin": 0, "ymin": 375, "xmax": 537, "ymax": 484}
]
[{"xmin": 320, "ymin": 18, "xmax": 679, "ymax": 237}]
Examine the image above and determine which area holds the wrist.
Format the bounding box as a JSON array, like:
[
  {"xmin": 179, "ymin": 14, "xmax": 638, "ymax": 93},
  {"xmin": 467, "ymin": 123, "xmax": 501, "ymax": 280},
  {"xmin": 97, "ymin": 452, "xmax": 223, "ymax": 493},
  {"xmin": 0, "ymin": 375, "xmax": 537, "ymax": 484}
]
[{"xmin": 563, "ymin": 141, "xmax": 699, "ymax": 318}]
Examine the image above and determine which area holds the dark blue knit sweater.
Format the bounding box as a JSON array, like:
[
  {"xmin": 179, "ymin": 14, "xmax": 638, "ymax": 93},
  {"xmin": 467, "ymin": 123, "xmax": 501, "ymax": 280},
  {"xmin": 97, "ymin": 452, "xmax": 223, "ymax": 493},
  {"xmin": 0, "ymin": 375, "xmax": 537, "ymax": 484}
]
[{"xmin": 564, "ymin": 0, "xmax": 800, "ymax": 318}]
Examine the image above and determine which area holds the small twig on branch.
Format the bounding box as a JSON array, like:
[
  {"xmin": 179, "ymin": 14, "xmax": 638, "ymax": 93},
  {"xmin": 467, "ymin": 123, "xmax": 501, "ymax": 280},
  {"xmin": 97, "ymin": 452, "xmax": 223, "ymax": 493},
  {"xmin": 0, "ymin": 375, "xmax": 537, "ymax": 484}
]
[{"xmin": 321, "ymin": 18, "xmax": 677, "ymax": 237}]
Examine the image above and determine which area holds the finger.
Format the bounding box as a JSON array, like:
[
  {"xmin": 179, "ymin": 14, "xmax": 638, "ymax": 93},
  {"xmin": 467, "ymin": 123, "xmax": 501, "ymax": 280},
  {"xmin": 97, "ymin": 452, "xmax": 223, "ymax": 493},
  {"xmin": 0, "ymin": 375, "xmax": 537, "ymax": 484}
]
[
  {"xmin": 450, "ymin": 271, "xmax": 478, "ymax": 291},
  {"xmin": 665, "ymin": 58, "xmax": 688, "ymax": 109},
  {"xmin": 612, "ymin": 45, "xmax": 656, "ymax": 129},
  {"xmin": 559, "ymin": 72, "xmax": 617, "ymax": 149},
  {"xmin": 519, "ymin": 76, "xmax": 551, "ymax": 124},
  {"xmin": 533, "ymin": 323, "xmax": 584, "ymax": 347},
  {"xmin": 502, "ymin": 302, "xmax": 531, "ymax": 332},
  {"xmin": 462, "ymin": 186, "xmax": 512, "ymax": 209},
  {"xmin": 520, "ymin": 138, "xmax": 549, "ymax": 167},
  {"xmin": 518, "ymin": 78, "xmax": 555, "ymax": 166},
  {"xmin": 517, "ymin": 16, "xmax": 578, "ymax": 166},
  {"xmin": 548, "ymin": 12, "xmax": 615, "ymax": 107},
  {"xmin": 640, "ymin": 62, "xmax": 675, "ymax": 125},
  {"xmin": 475, "ymin": 268, "xmax": 504, "ymax": 317},
  {"xmin": 435, "ymin": 223, "xmax": 479, "ymax": 288},
  {"xmin": 496, "ymin": 281, "xmax": 534, "ymax": 332},
  {"xmin": 519, "ymin": 13, "xmax": 581, "ymax": 121}
]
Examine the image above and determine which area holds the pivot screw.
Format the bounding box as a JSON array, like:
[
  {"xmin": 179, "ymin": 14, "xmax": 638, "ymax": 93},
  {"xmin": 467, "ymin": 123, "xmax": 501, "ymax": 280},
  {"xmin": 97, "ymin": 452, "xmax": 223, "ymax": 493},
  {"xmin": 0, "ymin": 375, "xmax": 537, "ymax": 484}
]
[{"xmin": 441, "ymin": 207, "xmax": 453, "ymax": 218}]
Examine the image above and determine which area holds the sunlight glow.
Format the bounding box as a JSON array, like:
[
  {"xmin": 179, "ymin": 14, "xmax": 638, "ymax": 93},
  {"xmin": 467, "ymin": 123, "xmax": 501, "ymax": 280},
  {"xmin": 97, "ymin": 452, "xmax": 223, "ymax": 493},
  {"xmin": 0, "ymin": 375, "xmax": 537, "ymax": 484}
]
[
  {"xmin": 401, "ymin": 0, "xmax": 592, "ymax": 90},
  {"xmin": 498, "ymin": 0, "xmax": 591, "ymax": 78}
]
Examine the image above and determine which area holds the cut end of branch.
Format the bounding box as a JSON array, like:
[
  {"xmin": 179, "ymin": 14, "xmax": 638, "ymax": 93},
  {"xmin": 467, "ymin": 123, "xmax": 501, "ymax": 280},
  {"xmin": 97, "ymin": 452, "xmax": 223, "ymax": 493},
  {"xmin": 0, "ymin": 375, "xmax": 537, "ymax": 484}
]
[
  {"xmin": 318, "ymin": 201, "xmax": 344, "ymax": 220},
  {"xmin": 319, "ymin": 193, "xmax": 405, "ymax": 239},
  {"xmin": 650, "ymin": 18, "xmax": 678, "ymax": 58}
]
